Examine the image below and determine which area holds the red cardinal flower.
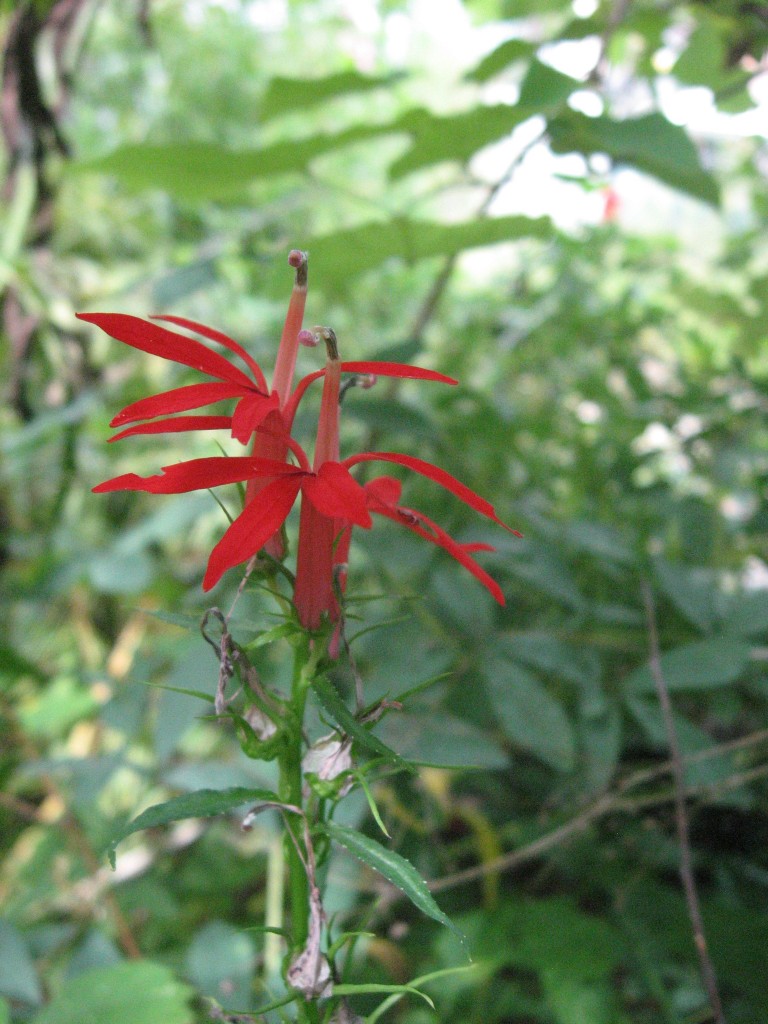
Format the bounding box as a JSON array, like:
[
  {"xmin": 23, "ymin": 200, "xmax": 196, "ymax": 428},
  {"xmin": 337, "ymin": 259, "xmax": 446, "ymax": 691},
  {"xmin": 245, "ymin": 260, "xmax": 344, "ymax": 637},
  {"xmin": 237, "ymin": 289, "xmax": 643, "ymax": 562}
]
[{"xmin": 80, "ymin": 251, "xmax": 457, "ymax": 558}]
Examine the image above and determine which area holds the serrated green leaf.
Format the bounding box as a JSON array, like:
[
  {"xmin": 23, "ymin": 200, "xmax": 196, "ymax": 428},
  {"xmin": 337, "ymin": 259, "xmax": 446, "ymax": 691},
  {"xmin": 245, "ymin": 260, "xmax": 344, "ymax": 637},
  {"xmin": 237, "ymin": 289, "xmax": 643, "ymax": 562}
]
[
  {"xmin": 324, "ymin": 822, "xmax": 465, "ymax": 945},
  {"xmin": 465, "ymin": 39, "xmax": 536, "ymax": 82},
  {"xmin": 107, "ymin": 787, "xmax": 279, "ymax": 867},
  {"xmin": 625, "ymin": 637, "xmax": 751, "ymax": 692},
  {"xmin": 483, "ymin": 660, "xmax": 576, "ymax": 772},
  {"xmin": 548, "ymin": 110, "xmax": 719, "ymax": 206},
  {"xmin": 261, "ymin": 70, "xmax": 399, "ymax": 120},
  {"xmin": 30, "ymin": 962, "xmax": 193, "ymax": 1024}
]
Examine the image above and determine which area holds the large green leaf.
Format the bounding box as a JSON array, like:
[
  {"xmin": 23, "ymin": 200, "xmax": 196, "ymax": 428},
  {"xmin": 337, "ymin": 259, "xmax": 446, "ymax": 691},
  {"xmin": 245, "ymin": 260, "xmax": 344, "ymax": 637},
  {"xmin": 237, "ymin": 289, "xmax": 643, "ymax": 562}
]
[
  {"xmin": 324, "ymin": 822, "xmax": 464, "ymax": 944},
  {"xmin": 261, "ymin": 70, "xmax": 399, "ymax": 120},
  {"xmin": 31, "ymin": 962, "xmax": 193, "ymax": 1024},
  {"xmin": 624, "ymin": 637, "xmax": 751, "ymax": 692},
  {"xmin": 71, "ymin": 126, "xmax": 383, "ymax": 200},
  {"xmin": 389, "ymin": 105, "xmax": 530, "ymax": 179},
  {"xmin": 518, "ymin": 60, "xmax": 579, "ymax": 112},
  {"xmin": 107, "ymin": 787, "xmax": 278, "ymax": 867},
  {"xmin": 310, "ymin": 214, "xmax": 551, "ymax": 291},
  {"xmin": 483, "ymin": 660, "xmax": 576, "ymax": 772},
  {"xmin": 548, "ymin": 110, "xmax": 719, "ymax": 206}
]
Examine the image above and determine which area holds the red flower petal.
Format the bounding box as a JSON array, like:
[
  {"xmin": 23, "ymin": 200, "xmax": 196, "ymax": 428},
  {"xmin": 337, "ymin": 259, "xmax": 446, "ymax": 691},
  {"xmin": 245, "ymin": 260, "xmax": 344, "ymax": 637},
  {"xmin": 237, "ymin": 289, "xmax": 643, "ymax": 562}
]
[
  {"xmin": 303, "ymin": 463, "xmax": 372, "ymax": 528},
  {"xmin": 151, "ymin": 315, "xmax": 268, "ymax": 391},
  {"xmin": 340, "ymin": 361, "xmax": 457, "ymax": 385},
  {"xmin": 231, "ymin": 391, "xmax": 281, "ymax": 444},
  {"xmin": 110, "ymin": 382, "xmax": 249, "ymax": 427},
  {"xmin": 109, "ymin": 415, "xmax": 232, "ymax": 441},
  {"xmin": 364, "ymin": 476, "xmax": 403, "ymax": 508},
  {"xmin": 77, "ymin": 313, "xmax": 256, "ymax": 390},
  {"xmin": 344, "ymin": 451, "xmax": 521, "ymax": 535},
  {"xmin": 93, "ymin": 456, "xmax": 303, "ymax": 494},
  {"xmin": 203, "ymin": 475, "xmax": 304, "ymax": 590}
]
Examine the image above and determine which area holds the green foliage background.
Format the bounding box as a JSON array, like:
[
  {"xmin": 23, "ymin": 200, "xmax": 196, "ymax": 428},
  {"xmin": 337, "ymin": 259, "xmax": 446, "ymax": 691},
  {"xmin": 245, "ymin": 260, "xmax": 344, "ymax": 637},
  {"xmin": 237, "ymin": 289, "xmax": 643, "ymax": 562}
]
[{"xmin": 2, "ymin": 0, "xmax": 768, "ymax": 1021}]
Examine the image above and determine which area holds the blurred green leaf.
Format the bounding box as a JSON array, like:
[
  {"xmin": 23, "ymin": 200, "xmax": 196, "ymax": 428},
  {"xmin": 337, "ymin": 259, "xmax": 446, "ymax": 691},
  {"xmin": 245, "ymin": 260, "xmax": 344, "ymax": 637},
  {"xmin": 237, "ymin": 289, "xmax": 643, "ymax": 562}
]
[
  {"xmin": 185, "ymin": 921, "xmax": 255, "ymax": 1011},
  {"xmin": 0, "ymin": 921, "xmax": 43, "ymax": 1006},
  {"xmin": 261, "ymin": 70, "xmax": 399, "ymax": 120},
  {"xmin": 484, "ymin": 659, "xmax": 576, "ymax": 772},
  {"xmin": 548, "ymin": 110, "xmax": 719, "ymax": 205},
  {"xmin": 653, "ymin": 559, "xmax": 718, "ymax": 632},
  {"xmin": 518, "ymin": 60, "xmax": 579, "ymax": 111},
  {"xmin": 465, "ymin": 39, "xmax": 536, "ymax": 82},
  {"xmin": 31, "ymin": 961, "xmax": 193, "ymax": 1024},
  {"xmin": 625, "ymin": 637, "xmax": 751, "ymax": 692},
  {"xmin": 310, "ymin": 214, "xmax": 552, "ymax": 291}
]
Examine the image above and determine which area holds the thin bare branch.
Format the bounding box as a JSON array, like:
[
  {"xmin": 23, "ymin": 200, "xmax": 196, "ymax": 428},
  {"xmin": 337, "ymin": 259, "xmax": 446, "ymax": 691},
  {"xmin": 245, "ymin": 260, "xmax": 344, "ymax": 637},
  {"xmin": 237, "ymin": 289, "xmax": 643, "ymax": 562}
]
[{"xmin": 641, "ymin": 580, "xmax": 725, "ymax": 1024}]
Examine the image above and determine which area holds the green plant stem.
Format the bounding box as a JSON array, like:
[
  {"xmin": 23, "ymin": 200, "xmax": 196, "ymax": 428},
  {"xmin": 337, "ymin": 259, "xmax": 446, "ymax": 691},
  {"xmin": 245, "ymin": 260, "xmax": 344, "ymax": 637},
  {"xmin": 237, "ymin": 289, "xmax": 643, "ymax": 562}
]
[{"xmin": 280, "ymin": 640, "xmax": 323, "ymax": 1024}]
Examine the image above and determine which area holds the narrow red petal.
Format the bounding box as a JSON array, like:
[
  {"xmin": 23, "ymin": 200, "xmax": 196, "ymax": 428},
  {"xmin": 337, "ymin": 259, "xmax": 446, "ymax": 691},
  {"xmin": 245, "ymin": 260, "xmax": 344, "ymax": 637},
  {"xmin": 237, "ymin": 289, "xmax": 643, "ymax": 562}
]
[
  {"xmin": 109, "ymin": 415, "xmax": 232, "ymax": 441},
  {"xmin": 340, "ymin": 361, "xmax": 457, "ymax": 385},
  {"xmin": 344, "ymin": 451, "xmax": 521, "ymax": 535},
  {"xmin": 93, "ymin": 456, "xmax": 303, "ymax": 494},
  {"xmin": 303, "ymin": 463, "xmax": 372, "ymax": 528},
  {"xmin": 77, "ymin": 313, "xmax": 256, "ymax": 389},
  {"xmin": 374, "ymin": 504, "xmax": 505, "ymax": 605},
  {"xmin": 231, "ymin": 391, "xmax": 281, "ymax": 444},
  {"xmin": 283, "ymin": 369, "xmax": 325, "ymax": 430},
  {"xmin": 110, "ymin": 382, "xmax": 248, "ymax": 427},
  {"xmin": 203, "ymin": 475, "xmax": 303, "ymax": 590},
  {"xmin": 151, "ymin": 315, "xmax": 268, "ymax": 391}
]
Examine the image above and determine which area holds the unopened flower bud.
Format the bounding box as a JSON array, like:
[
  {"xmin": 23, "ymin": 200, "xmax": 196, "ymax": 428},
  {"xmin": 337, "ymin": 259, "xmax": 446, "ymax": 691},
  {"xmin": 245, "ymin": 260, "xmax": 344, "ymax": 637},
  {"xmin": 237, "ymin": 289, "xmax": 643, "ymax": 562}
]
[{"xmin": 298, "ymin": 329, "xmax": 318, "ymax": 347}]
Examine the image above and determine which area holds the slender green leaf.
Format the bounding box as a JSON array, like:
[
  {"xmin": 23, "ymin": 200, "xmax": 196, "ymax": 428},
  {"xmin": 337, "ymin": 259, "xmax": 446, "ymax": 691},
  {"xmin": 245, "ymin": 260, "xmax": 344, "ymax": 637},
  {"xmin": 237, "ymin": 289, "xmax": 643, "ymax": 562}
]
[
  {"xmin": 313, "ymin": 675, "xmax": 410, "ymax": 771},
  {"xmin": 108, "ymin": 787, "xmax": 279, "ymax": 867},
  {"xmin": 332, "ymin": 982, "xmax": 433, "ymax": 1008},
  {"xmin": 324, "ymin": 822, "xmax": 465, "ymax": 945}
]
